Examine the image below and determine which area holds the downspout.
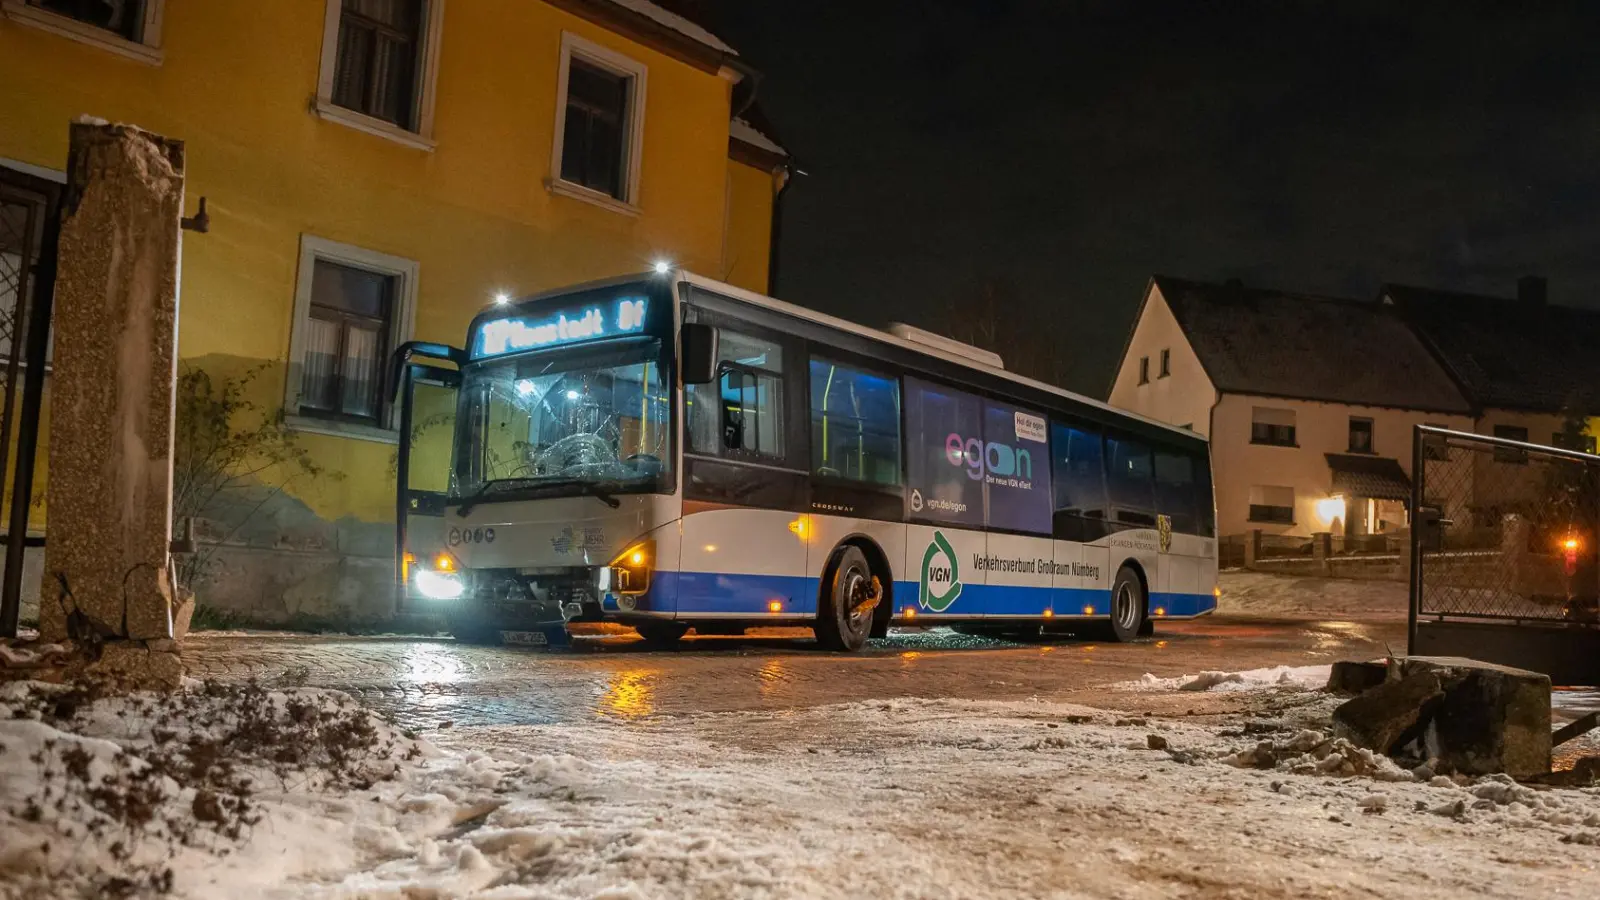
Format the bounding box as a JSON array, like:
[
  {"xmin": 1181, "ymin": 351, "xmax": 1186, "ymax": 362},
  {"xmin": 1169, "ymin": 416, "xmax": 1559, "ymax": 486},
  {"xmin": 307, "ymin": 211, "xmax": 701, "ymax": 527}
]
[{"xmin": 768, "ymin": 164, "xmax": 793, "ymax": 296}]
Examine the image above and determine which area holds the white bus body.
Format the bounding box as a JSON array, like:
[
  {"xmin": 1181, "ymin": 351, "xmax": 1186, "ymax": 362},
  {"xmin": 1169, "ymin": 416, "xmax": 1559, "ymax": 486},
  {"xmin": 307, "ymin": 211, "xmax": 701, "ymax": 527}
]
[{"xmin": 395, "ymin": 271, "xmax": 1217, "ymax": 648}]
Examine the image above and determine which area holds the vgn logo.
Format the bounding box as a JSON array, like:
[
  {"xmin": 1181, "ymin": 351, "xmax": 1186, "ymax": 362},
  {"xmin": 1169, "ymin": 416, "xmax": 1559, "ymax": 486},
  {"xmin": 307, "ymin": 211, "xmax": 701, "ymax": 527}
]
[{"xmin": 919, "ymin": 531, "xmax": 964, "ymax": 612}]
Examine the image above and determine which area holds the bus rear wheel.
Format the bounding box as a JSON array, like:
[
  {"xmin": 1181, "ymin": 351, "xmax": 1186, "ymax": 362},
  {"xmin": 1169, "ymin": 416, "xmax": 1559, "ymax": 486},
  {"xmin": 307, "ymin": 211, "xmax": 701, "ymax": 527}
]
[
  {"xmin": 816, "ymin": 545, "xmax": 876, "ymax": 652},
  {"xmin": 1104, "ymin": 566, "xmax": 1147, "ymax": 643}
]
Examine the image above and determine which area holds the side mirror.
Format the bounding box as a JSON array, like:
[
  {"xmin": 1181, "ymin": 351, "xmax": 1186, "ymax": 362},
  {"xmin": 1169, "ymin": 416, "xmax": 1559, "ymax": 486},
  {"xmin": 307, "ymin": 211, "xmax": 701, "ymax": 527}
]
[{"xmin": 681, "ymin": 322, "xmax": 719, "ymax": 385}]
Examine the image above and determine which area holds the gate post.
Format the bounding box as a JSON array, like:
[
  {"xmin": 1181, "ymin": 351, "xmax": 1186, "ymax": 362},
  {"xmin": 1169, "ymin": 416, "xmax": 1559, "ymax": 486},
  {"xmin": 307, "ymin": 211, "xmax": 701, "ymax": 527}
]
[
  {"xmin": 38, "ymin": 123, "xmax": 185, "ymax": 682},
  {"xmin": 1408, "ymin": 424, "xmax": 1424, "ymax": 652}
]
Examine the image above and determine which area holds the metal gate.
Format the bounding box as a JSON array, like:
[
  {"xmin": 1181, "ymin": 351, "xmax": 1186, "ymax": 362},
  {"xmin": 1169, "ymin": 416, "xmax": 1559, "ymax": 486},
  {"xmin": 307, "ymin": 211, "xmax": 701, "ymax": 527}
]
[
  {"xmin": 1409, "ymin": 425, "xmax": 1600, "ymax": 685},
  {"xmin": 0, "ymin": 167, "xmax": 62, "ymax": 637}
]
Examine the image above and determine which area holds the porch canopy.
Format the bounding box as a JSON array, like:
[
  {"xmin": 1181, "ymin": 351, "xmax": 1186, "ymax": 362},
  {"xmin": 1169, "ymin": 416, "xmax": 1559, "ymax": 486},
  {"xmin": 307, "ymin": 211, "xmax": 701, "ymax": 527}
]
[{"xmin": 1324, "ymin": 453, "xmax": 1412, "ymax": 501}]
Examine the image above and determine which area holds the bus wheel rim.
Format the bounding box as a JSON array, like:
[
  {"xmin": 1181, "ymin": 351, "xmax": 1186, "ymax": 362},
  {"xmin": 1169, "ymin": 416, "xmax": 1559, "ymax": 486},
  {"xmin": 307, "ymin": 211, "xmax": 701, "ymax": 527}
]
[
  {"xmin": 1115, "ymin": 583, "xmax": 1139, "ymax": 631},
  {"xmin": 842, "ymin": 565, "xmax": 869, "ymax": 630}
]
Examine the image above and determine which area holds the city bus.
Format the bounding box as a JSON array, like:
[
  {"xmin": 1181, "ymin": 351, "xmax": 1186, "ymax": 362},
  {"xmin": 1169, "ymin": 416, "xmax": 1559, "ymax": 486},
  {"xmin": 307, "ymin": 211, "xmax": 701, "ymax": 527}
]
[{"xmin": 390, "ymin": 270, "xmax": 1216, "ymax": 650}]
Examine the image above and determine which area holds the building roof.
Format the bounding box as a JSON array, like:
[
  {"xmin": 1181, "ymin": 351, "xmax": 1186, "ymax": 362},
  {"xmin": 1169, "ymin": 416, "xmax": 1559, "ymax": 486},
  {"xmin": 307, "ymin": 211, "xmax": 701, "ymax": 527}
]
[
  {"xmin": 1325, "ymin": 453, "xmax": 1411, "ymax": 501},
  {"xmin": 1145, "ymin": 276, "xmax": 1473, "ymax": 414},
  {"xmin": 1382, "ymin": 284, "xmax": 1600, "ymax": 415},
  {"xmin": 604, "ymin": 0, "xmax": 736, "ymax": 55}
]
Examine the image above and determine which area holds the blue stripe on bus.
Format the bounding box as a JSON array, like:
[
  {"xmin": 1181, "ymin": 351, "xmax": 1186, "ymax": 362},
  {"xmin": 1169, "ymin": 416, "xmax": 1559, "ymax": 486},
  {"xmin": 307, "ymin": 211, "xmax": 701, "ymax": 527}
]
[
  {"xmin": 1150, "ymin": 591, "xmax": 1217, "ymax": 617},
  {"xmin": 605, "ymin": 573, "xmax": 1217, "ymax": 619}
]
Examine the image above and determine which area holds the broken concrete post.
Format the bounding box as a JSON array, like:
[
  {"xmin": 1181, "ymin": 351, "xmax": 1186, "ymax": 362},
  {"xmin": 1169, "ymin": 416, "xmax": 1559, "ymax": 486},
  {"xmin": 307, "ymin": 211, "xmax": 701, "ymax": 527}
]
[
  {"xmin": 1326, "ymin": 659, "xmax": 1388, "ymax": 694},
  {"xmin": 1332, "ymin": 655, "xmax": 1552, "ymax": 778},
  {"xmin": 40, "ymin": 121, "xmax": 184, "ymax": 657},
  {"xmin": 1399, "ymin": 657, "xmax": 1551, "ymax": 778}
]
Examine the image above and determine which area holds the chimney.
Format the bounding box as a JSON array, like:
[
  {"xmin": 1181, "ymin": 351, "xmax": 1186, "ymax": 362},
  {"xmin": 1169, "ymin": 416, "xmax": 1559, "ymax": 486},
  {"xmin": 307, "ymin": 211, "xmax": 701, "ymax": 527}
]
[{"xmin": 1518, "ymin": 275, "xmax": 1547, "ymax": 305}]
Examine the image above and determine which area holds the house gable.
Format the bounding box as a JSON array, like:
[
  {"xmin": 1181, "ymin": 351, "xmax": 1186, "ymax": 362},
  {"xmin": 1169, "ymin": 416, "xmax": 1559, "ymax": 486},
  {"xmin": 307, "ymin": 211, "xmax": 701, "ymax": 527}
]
[{"xmin": 1108, "ymin": 280, "xmax": 1218, "ymax": 437}]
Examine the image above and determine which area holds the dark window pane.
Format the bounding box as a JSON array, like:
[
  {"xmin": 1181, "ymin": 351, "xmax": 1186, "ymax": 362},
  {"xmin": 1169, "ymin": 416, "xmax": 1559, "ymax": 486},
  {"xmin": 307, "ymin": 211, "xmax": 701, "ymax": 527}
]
[
  {"xmin": 1493, "ymin": 424, "xmax": 1529, "ymax": 464},
  {"xmin": 1105, "ymin": 434, "xmax": 1156, "ymax": 524},
  {"xmin": 1154, "ymin": 450, "xmax": 1204, "ymax": 535},
  {"xmin": 809, "ymin": 359, "xmax": 900, "ymax": 487},
  {"xmin": 332, "ymin": 0, "xmax": 423, "ymax": 128},
  {"xmin": 1050, "ymin": 421, "xmax": 1106, "ymax": 518},
  {"xmin": 1349, "ymin": 418, "xmax": 1374, "ymax": 453},
  {"xmin": 1251, "ymin": 422, "xmax": 1296, "ymax": 446},
  {"xmin": 311, "ymin": 259, "xmax": 391, "ymax": 318},
  {"xmin": 35, "ymin": 0, "xmax": 143, "ymax": 40},
  {"xmin": 983, "ymin": 400, "xmax": 1051, "ymax": 534},
  {"xmin": 561, "ymin": 59, "xmax": 629, "ymax": 198},
  {"xmin": 903, "ymin": 377, "xmax": 984, "ymax": 527}
]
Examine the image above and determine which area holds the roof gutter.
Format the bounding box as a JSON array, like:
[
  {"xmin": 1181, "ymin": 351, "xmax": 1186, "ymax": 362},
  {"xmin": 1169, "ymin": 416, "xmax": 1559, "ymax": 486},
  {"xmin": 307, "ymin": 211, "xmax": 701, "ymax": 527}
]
[{"xmin": 728, "ymin": 57, "xmax": 762, "ymax": 120}]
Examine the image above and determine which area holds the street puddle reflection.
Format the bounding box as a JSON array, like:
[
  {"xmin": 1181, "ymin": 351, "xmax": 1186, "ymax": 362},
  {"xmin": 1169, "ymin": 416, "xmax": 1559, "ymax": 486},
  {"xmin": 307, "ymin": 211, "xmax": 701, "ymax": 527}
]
[
  {"xmin": 599, "ymin": 669, "xmax": 657, "ymax": 719},
  {"xmin": 400, "ymin": 643, "xmax": 469, "ymax": 685},
  {"xmin": 758, "ymin": 660, "xmax": 786, "ymax": 699}
]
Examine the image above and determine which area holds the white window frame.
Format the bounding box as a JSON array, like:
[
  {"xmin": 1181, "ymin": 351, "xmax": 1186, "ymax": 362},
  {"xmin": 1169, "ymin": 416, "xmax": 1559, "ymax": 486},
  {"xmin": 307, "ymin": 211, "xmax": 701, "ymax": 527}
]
[
  {"xmin": 285, "ymin": 235, "xmax": 419, "ymax": 444},
  {"xmin": 2, "ymin": 0, "xmax": 165, "ymax": 65},
  {"xmin": 548, "ymin": 31, "xmax": 648, "ymax": 216},
  {"xmin": 313, "ymin": 0, "xmax": 446, "ymax": 152}
]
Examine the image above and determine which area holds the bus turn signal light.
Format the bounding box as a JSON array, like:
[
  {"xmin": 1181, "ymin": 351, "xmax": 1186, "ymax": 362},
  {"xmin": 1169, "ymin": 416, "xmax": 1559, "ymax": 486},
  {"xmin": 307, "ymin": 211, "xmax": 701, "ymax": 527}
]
[
  {"xmin": 433, "ymin": 552, "xmax": 457, "ymax": 573},
  {"xmin": 608, "ymin": 540, "xmax": 655, "ymax": 595},
  {"xmin": 768, "ymin": 600, "xmax": 782, "ymax": 613}
]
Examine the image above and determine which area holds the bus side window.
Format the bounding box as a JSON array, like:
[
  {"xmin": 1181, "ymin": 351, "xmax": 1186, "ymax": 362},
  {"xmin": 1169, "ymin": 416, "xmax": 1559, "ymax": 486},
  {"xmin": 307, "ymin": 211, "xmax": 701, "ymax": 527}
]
[
  {"xmin": 1051, "ymin": 420, "xmax": 1109, "ymax": 541},
  {"xmin": 687, "ymin": 329, "xmax": 786, "ymax": 463},
  {"xmin": 809, "ymin": 358, "xmax": 901, "ymax": 486},
  {"xmin": 1154, "ymin": 450, "xmax": 1199, "ymax": 535},
  {"xmin": 1104, "ymin": 434, "xmax": 1157, "ymax": 527}
]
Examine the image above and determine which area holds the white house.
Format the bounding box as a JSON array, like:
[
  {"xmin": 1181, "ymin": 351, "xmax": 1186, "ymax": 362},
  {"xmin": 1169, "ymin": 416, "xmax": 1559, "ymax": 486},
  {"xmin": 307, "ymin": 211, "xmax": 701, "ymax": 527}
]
[{"xmin": 1107, "ymin": 276, "xmax": 1475, "ymax": 542}]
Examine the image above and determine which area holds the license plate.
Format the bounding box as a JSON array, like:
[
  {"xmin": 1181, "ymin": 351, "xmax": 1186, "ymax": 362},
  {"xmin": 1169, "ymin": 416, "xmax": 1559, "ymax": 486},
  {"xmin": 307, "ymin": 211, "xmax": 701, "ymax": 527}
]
[{"xmin": 501, "ymin": 630, "xmax": 549, "ymax": 646}]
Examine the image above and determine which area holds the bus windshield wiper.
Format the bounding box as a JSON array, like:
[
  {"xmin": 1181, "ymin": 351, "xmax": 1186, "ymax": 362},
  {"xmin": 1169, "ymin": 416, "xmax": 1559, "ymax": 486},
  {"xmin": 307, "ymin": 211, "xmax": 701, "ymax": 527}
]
[
  {"xmin": 456, "ymin": 477, "xmax": 623, "ymax": 516},
  {"xmin": 454, "ymin": 477, "xmax": 542, "ymax": 517}
]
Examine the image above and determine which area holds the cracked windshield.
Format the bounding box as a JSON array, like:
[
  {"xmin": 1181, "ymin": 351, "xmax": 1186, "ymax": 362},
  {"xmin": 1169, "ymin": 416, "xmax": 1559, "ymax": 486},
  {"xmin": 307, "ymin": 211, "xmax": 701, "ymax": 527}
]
[{"xmin": 460, "ymin": 338, "xmax": 670, "ymax": 500}]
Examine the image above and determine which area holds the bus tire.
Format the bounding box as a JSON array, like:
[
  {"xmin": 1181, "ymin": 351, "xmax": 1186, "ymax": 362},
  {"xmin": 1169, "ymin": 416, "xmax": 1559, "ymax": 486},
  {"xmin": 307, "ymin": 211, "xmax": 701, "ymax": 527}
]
[
  {"xmin": 1106, "ymin": 565, "xmax": 1147, "ymax": 643},
  {"xmin": 816, "ymin": 545, "xmax": 875, "ymax": 652},
  {"xmin": 635, "ymin": 620, "xmax": 689, "ymax": 647}
]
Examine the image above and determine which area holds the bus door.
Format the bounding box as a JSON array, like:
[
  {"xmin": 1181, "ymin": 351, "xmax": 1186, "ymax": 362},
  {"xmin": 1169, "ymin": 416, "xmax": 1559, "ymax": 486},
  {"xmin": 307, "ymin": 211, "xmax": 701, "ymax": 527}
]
[{"xmin": 390, "ymin": 343, "xmax": 464, "ymax": 612}]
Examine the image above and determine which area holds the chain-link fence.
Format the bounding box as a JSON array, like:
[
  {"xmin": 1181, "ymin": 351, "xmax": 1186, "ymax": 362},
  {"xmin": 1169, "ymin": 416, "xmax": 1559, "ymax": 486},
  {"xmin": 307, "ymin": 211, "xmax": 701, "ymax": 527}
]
[{"xmin": 1412, "ymin": 425, "xmax": 1600, "ymax": 627}]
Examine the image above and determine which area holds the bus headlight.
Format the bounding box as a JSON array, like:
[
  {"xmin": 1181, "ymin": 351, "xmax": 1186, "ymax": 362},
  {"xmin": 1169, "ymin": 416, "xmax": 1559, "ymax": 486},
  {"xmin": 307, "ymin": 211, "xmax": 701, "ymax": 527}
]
[
  {"xmin": 414, "ymin": 551, "xmax": 466, "ymax": 600},
  {"xmin": 415, "ymin": 568, "xmax": 465, "ymax": 601},
  {"xmin": 608, "ymin": 539, "xmax": 655, "ymax": 595}
]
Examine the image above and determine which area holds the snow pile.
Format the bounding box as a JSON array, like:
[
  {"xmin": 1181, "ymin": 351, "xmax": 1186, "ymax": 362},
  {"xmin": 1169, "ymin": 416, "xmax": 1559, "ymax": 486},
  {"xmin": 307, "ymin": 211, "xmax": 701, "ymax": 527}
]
[
  {"xmin": 1127, "ymin": 664, "xmax": 1333, "ymax": 692},
  {"xmin": 1228, "ymin": 728, "xmax": 1415, "ymax": 780},
  {"xmin": 0, "ymin": 678, "xmax": 436, "ymax": 898}
]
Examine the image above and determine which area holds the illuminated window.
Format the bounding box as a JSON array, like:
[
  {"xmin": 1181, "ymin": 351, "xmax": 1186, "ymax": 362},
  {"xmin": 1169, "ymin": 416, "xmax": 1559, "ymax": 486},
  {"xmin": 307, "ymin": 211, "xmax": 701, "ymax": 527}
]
[
  {"xmin": 287, "ymin": 235, "xmax": 417, "ymax": 436},
  {"xmin": 553, "ymin": 32, "xmax": 648, "ymax": 208}
]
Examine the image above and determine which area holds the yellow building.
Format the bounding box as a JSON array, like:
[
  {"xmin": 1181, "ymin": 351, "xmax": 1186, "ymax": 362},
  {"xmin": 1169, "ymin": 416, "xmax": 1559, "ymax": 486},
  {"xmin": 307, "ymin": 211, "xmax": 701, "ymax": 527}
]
[{"xmin": 0, "ymin": 0, "xmax": 789, "ymax": 624}]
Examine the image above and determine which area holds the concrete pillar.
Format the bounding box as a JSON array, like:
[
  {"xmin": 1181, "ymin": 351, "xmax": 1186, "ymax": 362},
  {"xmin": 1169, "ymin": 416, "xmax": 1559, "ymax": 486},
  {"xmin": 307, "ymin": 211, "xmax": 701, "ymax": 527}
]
[
  {"xmin": 1312, "ymin": 532, "xmax": 1333, "ymax": 576},
  {"xmin": 39, "ymin": 122, "xmax": 185, "ymax": 675},
  {"xmin": 1244, "ymin": 529, "xmax": 1262, "ymax": 569}
]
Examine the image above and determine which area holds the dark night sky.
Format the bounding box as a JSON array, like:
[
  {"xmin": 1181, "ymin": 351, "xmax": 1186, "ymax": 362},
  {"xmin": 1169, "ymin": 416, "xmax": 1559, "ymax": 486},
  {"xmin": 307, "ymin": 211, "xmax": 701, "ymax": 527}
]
[{"xmin": 696, "ymin": 1, "xmax": 1600, "ymax": 396}]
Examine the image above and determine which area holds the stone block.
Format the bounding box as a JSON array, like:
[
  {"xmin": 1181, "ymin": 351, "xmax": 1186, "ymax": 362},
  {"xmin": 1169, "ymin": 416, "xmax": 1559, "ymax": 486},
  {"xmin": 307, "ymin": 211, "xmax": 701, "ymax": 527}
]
[
  {"xmin": 1332, "ymin": 668, "xmax": 1444, "ymax": 754},
  {"xmin": 1398, "ymin": 656, "xmax": 1551, "ymax": 778},
  {"xmin": 1326, "ymin": 659, "xmax": 1389, "ymax": 694}
]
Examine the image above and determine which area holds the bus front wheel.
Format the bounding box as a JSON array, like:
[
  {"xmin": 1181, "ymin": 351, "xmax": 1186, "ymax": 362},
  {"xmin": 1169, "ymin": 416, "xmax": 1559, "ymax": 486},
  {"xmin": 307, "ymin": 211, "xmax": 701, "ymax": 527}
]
[
  {"xmin": 816, "ymin": 545, "xmax": 876, "ymax": 652},
  {"xmin": 635, "ymin": 620, "xmax": 689, "ymax": 648},
  {"xmin": 1105, "ymin": 566, "xmax": 1147, "ymax": 643}
]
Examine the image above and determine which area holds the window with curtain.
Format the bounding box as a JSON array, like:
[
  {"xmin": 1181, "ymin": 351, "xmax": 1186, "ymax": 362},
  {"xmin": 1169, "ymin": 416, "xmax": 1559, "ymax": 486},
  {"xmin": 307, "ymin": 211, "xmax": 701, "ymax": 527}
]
[
  {"xmin": 561, "ymin": 58, "xmax": 632, "ymax": 199},
  {"xmin": 332, "ymin": 0, "xmax": 425, "ymax": 128},
  {"xmin": 299, "ymin": 259, "xmax": 394, "ymax": 423}
]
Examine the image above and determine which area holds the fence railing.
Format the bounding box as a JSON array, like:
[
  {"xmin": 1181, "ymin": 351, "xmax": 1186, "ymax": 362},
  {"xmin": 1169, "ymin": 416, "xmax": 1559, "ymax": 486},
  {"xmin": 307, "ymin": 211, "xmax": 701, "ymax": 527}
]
[{"xmin": 1410, "ymin": 425, "xmax": 1600, "ymax": 635}]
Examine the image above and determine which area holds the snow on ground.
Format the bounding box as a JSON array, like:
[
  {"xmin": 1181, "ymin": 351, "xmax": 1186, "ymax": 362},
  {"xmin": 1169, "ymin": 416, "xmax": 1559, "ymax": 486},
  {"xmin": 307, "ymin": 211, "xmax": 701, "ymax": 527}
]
[
  {"xmin": 1219, "ymin": 570, "xmax": 1408, "ymax": 619},
  {"xmin": 1120, "ymin": 664, "xmax": 1336, "ymax": 693},
  {"xmin": 6, "ymin": 675, "xmax": 1600, "ymax": 898}
]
